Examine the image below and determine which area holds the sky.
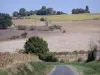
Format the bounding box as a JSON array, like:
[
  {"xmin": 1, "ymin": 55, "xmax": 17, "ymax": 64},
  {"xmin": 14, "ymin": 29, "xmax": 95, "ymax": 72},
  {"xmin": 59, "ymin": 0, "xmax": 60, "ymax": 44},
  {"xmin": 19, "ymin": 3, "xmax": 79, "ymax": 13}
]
[{"xmin": 0, "ymin": 0, "xmax": 100, "ymax": 15}]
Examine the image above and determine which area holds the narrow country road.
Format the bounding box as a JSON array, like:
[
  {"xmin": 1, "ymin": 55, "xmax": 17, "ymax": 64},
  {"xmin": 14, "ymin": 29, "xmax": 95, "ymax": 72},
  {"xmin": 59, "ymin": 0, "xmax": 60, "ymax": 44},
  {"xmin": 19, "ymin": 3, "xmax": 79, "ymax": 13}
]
[{"xmin": 49, "ymin": 65, "xmax": 79, "ymax": 75}]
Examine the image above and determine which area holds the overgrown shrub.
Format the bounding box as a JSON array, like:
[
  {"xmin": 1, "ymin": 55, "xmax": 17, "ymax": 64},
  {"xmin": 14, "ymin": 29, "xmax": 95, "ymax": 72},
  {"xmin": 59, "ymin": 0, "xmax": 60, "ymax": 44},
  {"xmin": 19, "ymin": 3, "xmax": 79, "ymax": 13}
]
[
  {"xmin": 21, "ymin": 32, "xmax": 27, "ymax": 38},
  {"xmin": 0, "ymin": 13, "xmax": 12, "ymax": 29},
  {"xmin": 49, "ymin": 25, "xmax": 61, "ymax": 31},
  {"xmin": 24, "ymin": 36, "xmax": 49, "ymax": 54},
  {"xmin": 48, "ymin": 26, "xmax": 54, "ymax": 31},
  {"xmin": 53, "ymin": 25, "xmax": 61, "ymax": 30},
  {"xmin": 87, "ymin": 45, "xmax": 97, "ymax": 62},
  {"xmin": 40, "ymin": 18, "xmax": 45, "ymax": 21},
  {"xmin": 39, "ymin": 53, "xmax": 58, "ymax": 62},
  {"xmin": 62, "ymin": 30, "xmax": 66, "ymax": 33},
  {"xmin": 17, "ymin": 25, "xmax": 26, "ymax": 30}
]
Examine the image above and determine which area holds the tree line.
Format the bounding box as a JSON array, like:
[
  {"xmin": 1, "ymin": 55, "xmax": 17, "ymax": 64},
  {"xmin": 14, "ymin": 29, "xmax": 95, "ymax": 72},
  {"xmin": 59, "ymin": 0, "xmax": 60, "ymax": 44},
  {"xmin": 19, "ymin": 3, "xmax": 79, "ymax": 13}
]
[
  {"xmin": 72, "ymin": 6, "xmax": 90, "ymax": 14},
  {"xmin": 13, "ymin": 6, "xmax": 65, "ymax": 17}
]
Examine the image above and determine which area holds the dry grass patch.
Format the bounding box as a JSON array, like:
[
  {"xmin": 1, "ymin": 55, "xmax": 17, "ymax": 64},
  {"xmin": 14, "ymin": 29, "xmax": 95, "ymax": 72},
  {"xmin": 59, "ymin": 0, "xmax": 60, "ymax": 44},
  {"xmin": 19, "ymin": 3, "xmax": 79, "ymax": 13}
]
[{"xmin": 0, "ymin": 52, "xmax": 39, "ymax": 68}]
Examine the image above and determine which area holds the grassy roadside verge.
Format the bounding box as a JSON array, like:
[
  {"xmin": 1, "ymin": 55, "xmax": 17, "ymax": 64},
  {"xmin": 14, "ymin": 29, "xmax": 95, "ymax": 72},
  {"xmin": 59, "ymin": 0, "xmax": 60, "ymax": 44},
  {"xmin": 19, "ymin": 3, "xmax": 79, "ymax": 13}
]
[
  {"xmin": 66, "ymin": 61, "xmax": 100, "ymax": 75},
  {"xmin": 0, "ymin": 61, "xmax": 100, "ymax": 75},
  {"xmin": 0, "ymin": 61, "xmax": 54, "ymax": 75}
]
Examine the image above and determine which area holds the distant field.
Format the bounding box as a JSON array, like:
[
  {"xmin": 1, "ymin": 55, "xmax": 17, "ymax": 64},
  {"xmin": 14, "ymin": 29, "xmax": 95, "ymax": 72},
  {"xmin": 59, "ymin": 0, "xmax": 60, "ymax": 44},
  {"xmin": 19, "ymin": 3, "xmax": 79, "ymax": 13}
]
[{"xmin": 25, "ymin": 14, "xmax": 100, "ymax": 21}]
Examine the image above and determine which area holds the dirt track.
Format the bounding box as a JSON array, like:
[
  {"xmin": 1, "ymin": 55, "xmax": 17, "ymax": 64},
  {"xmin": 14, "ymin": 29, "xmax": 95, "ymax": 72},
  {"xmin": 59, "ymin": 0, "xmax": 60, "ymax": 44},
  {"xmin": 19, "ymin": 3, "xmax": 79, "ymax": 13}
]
[{"xmin": 0, "ymin": 20, "xmax": 100, "ymax": 52}]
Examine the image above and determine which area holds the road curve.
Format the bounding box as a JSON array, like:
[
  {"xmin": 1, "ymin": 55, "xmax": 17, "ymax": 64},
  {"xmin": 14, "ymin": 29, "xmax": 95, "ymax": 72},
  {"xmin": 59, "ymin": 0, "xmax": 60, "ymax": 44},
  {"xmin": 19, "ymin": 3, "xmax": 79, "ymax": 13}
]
[{"xmin": 49, "ymin": 65, "xmax": 79, "ymax": 75}]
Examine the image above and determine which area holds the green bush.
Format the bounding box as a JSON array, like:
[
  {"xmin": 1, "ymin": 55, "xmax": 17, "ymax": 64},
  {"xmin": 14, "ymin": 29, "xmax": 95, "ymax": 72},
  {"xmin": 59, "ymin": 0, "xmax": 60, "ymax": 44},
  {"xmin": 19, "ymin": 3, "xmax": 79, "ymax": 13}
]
[
  {"xmin": 40, "ymin": 18, "xmax": 45, "ymax": 21},
  {"xmin": 39, "ymin": 53, "xmax": 58, "ymax": 62},
  {"xmin": 21, "ymin": 32, "xmax": 27, "ymax": 38},
  {"xmin": 53, "ymin": 25, "xmax": 61, "ymax": 30},
  {"xmin": 87, "ymin": 47, "xmax": 97, "ymax": 62},
  {"xmin": 24, "ymin": 36, "xmax": 49, "ymax": 54},
  {"xmin": 48, "ymin": 25, "xmax": 61, "ymax": 31},
  {"xmin": 0, "ymin": 13, "xmax": 12, "ymax": 29}
]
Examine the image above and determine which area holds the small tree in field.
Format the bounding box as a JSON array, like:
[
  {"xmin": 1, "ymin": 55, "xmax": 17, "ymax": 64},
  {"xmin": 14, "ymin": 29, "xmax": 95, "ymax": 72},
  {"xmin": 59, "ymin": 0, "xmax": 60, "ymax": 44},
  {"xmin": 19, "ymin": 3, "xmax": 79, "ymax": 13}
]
[{"xmin": 24, "ymin": 36, "xmax": 49, "ymax": 54}]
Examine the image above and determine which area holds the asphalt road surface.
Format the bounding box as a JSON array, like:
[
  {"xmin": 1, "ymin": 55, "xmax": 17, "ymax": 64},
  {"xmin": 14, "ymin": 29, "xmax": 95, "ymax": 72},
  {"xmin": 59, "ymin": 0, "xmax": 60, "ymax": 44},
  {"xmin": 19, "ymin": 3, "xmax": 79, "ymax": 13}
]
[{"xmin": 49, "ymin": 65, "xmax": 79, "ymax": 75}]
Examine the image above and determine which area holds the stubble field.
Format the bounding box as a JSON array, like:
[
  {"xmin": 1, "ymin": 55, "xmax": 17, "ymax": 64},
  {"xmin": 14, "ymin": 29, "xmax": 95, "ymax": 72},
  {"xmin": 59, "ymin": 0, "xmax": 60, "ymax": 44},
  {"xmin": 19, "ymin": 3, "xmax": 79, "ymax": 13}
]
[{"xmin": 0, "ymin": 19, "xmax": 100, "ymax": 52}]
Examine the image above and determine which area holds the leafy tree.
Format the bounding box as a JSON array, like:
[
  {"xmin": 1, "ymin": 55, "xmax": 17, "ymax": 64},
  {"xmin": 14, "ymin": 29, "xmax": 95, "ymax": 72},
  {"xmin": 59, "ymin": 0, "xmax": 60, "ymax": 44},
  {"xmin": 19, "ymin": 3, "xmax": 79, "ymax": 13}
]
[
  {"xmin": 41, "ymin": 6, "xmax": 47, "ymax": 15},
  {"xmin": 13, "ymin": 11, "xmax": 19, "ymax": 17},
  {"xmin": 47, "ymin": 8, "xmax": 53, "ymax": 15},
  {"xmin": 30, "ymin": 10, "xmax": 34, "ymax": 15},
  {"xmin": 85, "ymin": 5, "xmax": 89, "ymax": 12},
  {"xmin": 53, "ymin": 11, "xmax": 56, "ymax": 15},
  {"xmin": 41, "ymin": 6, "xmax": 46, "ymax": 10},
  {"xmin": 36, "ymin": 10, "xmax": 42, "ymax": 15},
  {"xmin": 12, "ymin": 6, "xmax": 66, "ymax": 16},
  {"xmin": 87, "ymin": 42, "xmax": 97, "ymax": 62},
  {"xmin": 72, "ymin": 6, "xmax": 90, "ymax": 14},
  {"xmin": 24, "ymin": 36, "xmax": 49, "ymax": 54},
  {"xmin": 85, "ymin": 5, "xmax": 90, "ymax": 13},
  {"xmin": 57, "ymin": 11, "xmax": 64, "ymax": 15},
  {"xmin": 19, "ymin": 8, "xmax": 26, "ymax": 16},
  {"xmin": 0, "ymin": 13, "xmax": 12, "ymax": 29},
  {"xmin": 25, "ymin": 11, "xmax": 30, "ymax": 16}
]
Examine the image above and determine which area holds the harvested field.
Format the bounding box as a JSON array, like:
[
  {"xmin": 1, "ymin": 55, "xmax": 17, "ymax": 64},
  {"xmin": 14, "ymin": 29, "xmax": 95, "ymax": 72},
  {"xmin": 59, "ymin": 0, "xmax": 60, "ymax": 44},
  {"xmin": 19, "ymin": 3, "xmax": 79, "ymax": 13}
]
[{"xmin": 0, "ymin": 20, "xmax": 100, "ymax": 52}]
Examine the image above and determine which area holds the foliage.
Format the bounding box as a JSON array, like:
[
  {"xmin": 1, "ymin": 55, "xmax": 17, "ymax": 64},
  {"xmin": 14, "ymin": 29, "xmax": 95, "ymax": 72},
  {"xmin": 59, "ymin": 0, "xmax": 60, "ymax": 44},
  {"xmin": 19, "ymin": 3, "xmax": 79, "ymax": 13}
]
[
  {"xmin": 85, "ymin": 5, "xmax": 90, "ymax": 13},
  {"xmin": 87, "ymin": 42, "xmax": 97, "ymax": 62},
  {"xmin": 49, "ymin": 25, "xmax": 61, "ymax": 31},
  {"xmin": 40, "ymin": 17, "xmax": 45, "ymax": 21},
  {"xmin": 13, "ymin": 11, "xmax": 19, "ymax": 17},
  {"xmin": 24, "ymin": 36, "xmax": 49, "ymax": 54},
  {"xmin": 39, "ymin": 53, "xmax": 58, "ymax": 62},
  {"xmin": 12, "ymin": 6, "xmax": 65, "ymax": 17},
  {"xmin": 0, "ymin": 13, "xmax": 12, "ymax": 29},
  {"xmin": 21, "ymin": 32, "xmax": 27, "ymax": 38},
  {"xmin": 25, "ymin": 11, "xmax": 31, "ymax": 16},
  {"xmin": 72, "ymin": 6, "xmax": 90, "ymax": 14},
  {"xmin": 29, "ymin": 10, "xmax": 35, "ymax": 15},
  {"xmin": 19, "ymin": 8, "xmax": 26, "ymax": 17},
  {"xmin": 57, "ymin": 11, "xmax": 65, "ymax": 15}
]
